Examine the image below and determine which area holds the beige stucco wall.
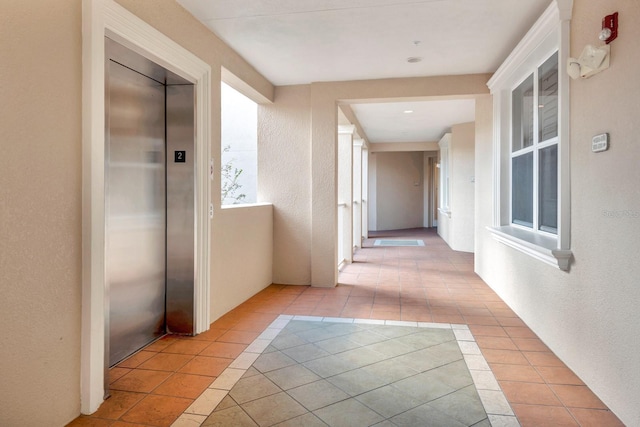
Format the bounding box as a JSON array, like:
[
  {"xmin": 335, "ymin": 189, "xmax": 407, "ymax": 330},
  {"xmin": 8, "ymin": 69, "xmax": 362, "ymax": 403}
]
[
  {"xmin": 212, "ymin": 204, "xmax": 273, "ymax": 318},
  {"xmin": 0, "ymin": 0, "xmax": 274, "ymax": 424},
  {"xmin": 0, "ymin": 1, "xmax": 83, "ymax": 425},
  {"xmin": 258, "ymin": 85, "xmax": 312, "ymax": 285},
  {"xmin": 374, "ymin": 152, "xmax": 425, "ymax": 231},
  {"xmin": 450, "ymin": 122, "xmax": 475, "ymax": 252},
  {"xmin": 475, "ymin": 1, "xmax": 640, "ymax": 424}
]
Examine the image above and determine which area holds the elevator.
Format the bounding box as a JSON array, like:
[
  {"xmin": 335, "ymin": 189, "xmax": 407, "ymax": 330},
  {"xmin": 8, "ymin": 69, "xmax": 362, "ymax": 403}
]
[{"xmin": 105, "ymin": 38, "xmax": 196, "ymax": 369}]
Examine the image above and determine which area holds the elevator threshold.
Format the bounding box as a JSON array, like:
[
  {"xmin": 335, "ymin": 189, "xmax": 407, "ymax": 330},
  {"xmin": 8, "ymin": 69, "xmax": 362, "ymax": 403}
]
[{"xmin": 109, "ymin": 333, "xmax": 169, "ymax": 369}]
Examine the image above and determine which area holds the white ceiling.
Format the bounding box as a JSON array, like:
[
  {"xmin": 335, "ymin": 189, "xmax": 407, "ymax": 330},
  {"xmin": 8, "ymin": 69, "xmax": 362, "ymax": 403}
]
[
  {"xmin": 178, "ymin": 0, "xmax": 550, "ymax": 143},
  {"xmin": 351, "ymin": 99, "xmax": 476, "ymax": 143}
]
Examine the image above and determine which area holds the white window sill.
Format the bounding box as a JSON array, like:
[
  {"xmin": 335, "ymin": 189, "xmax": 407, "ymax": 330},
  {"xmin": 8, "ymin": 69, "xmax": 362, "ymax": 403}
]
[
  {"xmin": 488, "ymin": 226, "xmax": 572, "ymax": 271},
  {"xmin": 221, "ymin": 202, "xmax": 273, "ymax": 210},
  {"xmin": 438, "ymin": 208, "xmax": 452, "ymax": 218}
]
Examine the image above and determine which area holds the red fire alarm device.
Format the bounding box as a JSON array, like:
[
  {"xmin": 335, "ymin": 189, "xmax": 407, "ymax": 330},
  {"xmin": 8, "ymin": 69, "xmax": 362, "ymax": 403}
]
[{"xmin": 600, "ymin": 12, "xmax": 618, "ymax": 44}]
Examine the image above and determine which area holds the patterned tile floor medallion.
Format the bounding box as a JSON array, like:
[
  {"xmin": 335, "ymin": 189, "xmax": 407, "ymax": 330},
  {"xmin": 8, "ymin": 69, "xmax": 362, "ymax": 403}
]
[{"xmin": 174, "ymin": 316, "xmax": 518, "ymax": 427}]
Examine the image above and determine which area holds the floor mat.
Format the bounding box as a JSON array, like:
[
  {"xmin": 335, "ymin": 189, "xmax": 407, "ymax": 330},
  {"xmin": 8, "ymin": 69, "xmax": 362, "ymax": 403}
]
[{"xmin": 373, "ymin": 239, "xmax": 425, "ymax": 247}]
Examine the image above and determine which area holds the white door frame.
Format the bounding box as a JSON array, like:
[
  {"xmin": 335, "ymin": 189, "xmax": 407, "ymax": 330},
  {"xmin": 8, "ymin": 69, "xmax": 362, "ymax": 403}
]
[{"xmin": 81, "ymin": 0, "xmax": 211, "ymax": 413}]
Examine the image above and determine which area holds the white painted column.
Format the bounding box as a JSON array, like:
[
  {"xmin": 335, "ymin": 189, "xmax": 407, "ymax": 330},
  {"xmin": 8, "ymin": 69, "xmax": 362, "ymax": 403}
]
[
  {"xmin": 338, "ymin": 125, "xmax": 354, "ymax": 266},
  {"xmin": 310, "ymin": 89, "xmax": 337, "ymax": 287},
  {"xmin": 361, "ymin": 147, "xmax": 369, "ymax": 239},
  {"xmin": 353, "ymin": 138, "xmax": 363, "ymax": 250},
  {"xmin": 423, "ymin": 152, "xmax": 430, "ymax": 228},
  {"xmin": 368, "ymin": 153, "xmax": 377, "ymax": 231},
  {"xmin": 437, "ymin": 133, "xmax": 452, "ymax": 244}
]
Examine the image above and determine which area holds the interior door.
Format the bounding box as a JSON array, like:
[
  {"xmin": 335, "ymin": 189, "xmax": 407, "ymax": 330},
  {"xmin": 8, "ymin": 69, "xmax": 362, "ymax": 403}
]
[{"xmin": 106, "ymin": 60, "xmax": 166, "ymax": 366}]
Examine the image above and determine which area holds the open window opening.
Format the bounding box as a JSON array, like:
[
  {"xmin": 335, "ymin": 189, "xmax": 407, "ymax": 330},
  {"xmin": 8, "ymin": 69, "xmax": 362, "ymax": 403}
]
[{"xmin": 221, "ymin": 82, "xmax": 257, "ymax": 205}]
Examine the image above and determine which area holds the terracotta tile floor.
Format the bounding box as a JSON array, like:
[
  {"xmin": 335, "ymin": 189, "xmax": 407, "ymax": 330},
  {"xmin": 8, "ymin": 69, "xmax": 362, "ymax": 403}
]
[{"xmin": 69, "ymin": 228, "xmax": 624, "ymax": 427}]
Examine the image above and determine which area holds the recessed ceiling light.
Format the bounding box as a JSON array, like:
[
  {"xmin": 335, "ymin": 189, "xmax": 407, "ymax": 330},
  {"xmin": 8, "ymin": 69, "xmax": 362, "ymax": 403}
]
[
  {"xmin": 407, "ymin": 57, "xmax": 423, "ymax": 63},
  {"xmin": 404, "ymin": 110, "xmax": 414, "ymax": 114}
]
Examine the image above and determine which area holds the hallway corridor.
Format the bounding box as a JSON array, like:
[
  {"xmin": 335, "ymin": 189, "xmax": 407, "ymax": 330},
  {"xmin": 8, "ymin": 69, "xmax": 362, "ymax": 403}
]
[{"xmin": 70, "ymin": 229, "xmax": 624, "ymax": 427}]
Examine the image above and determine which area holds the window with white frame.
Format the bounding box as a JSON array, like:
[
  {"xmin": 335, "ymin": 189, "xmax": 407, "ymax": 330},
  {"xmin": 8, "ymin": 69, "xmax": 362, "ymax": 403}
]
[
  {"xmin": 511, "ymin": 52, "xmax": 558, "ymax": 234},
  {"xmin": 487, "ymin": 0, "xmax": 572, "ymax": 270}
]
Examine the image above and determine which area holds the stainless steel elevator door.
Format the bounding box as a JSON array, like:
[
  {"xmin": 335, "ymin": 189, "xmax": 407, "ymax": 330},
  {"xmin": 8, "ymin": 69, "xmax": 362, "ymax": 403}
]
[{"xmin": 106, "ymin": 60, "xmax": 166, "ymax": 366}]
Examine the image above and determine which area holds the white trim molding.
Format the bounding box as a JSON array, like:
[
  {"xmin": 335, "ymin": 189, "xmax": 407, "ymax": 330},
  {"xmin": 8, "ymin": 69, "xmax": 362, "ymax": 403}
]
[
  {"xmin": 487, "ymin": 0, "xmax": 573, "ymax": 271},
  {"xmin": 489, "ymin": 226, "xmax": 572, "ymax": 271},
  {"xmin": 81, "ymin": 0, "xmax": 211, "ymax": 413},
  {"xmin": 338, "ymin": 124, "xmax": 356, "ymax": 135}
]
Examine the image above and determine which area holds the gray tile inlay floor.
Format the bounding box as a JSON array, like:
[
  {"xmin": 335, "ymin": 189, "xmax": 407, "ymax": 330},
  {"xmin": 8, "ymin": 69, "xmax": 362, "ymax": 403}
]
[{"xmin": 202, "ymin": 319, "xmax": 494, "ymax": 427}]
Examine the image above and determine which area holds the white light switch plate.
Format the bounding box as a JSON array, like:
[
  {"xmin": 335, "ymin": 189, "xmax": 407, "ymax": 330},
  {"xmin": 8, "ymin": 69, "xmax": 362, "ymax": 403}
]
[{"xmin": 592, "ymin": 133, "xmax": 609, "ymax": 153}]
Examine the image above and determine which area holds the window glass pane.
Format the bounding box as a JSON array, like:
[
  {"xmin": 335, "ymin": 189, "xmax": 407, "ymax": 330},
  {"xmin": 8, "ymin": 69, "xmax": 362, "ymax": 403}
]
[
  {"xmin": 512, "ymin": 74, "xmax": 534, "ymax": 152},
  {"xmin": 512, "ymin": 152, "xmax": 533, "ymax": 228},
  {"xmin": 538, "ymin": 52, "xmax": 558, "ymax": 142},
  {"xmin": 539, "ymin": 144, "xmax": 558, "ymax": 233}
]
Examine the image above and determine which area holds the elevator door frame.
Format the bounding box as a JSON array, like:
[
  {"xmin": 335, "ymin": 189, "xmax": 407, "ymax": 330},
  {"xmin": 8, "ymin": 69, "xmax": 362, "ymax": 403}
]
[
  {"xmin": 105, "ymin": 40, "xmax": 199, "ymax": 373},
  {"xmin": 81, "ymin": 0, "xmax": 212, "ymax": 414}
]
